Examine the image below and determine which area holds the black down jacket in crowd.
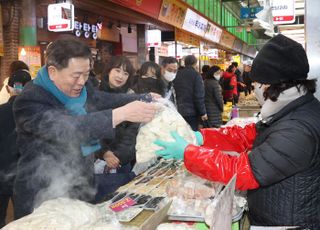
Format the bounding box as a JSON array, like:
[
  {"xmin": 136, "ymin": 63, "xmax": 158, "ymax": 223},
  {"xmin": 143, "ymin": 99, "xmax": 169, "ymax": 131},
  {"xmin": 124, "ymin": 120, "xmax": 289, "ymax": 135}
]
[
  {"xmin": 204, "ymin": 78, "xmax": 223, "ymax": 127},
  {"xmin": 173, "ymin": 66, "xmax": 206, "ymax": 117},
  {"xmin": 99, "ymin": 79, "xmax": 139, "ymax": 166},
  {"xmin": 247, "ymin": 93, "xmax": 320, "ymax": 229},
  {"xmin": 13, "ymin": 81, "xmax": 147, "ymax": 219},
  {"xmin": 0, "ymin": 96, "xmax": 18, "ymax": 195}
]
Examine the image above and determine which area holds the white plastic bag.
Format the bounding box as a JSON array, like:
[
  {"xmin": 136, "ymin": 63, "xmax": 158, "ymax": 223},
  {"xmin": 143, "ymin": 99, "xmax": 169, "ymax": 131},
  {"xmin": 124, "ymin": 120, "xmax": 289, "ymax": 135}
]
[{"xmin": 135, "ymin": 98, "xmax": 197, "ymax": 166}]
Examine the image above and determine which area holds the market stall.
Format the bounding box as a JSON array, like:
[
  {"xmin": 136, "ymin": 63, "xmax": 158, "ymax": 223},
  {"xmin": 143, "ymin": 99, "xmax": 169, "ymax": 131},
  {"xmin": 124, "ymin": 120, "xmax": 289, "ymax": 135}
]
[
  {"xmin": 3, "ymin": 99, "xmax": 247, "ymax": 230},
  {"xmin": 3, "ymin": 159, "xmax": 245, "ymax": 230}
]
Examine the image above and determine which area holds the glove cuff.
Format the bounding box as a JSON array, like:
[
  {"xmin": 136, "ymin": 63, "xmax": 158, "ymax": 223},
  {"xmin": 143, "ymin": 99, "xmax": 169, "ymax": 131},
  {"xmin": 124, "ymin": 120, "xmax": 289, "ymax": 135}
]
[{"xmin": 194, "ymin": 131, "xmax": 204, "ymax": 146}]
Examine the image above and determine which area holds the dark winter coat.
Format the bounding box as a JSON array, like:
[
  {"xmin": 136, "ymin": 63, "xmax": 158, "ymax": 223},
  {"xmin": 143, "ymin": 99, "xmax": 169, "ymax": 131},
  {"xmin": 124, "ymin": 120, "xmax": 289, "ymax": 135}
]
[
  {"xmin": 12, "ymin": 81, "xmax": 148, "ymax": 218},
  {"xmin": 0, "ymin": 96, "xmax": 18, "ymax": 195},
  {"xmin": 248, "ymin": 93, "xmax": 320, "ymax": 229},
  {"xmin": 204, "ymin": 78, "xmax": 223, "ymax": 127},
  {"xmin": 242, "ymin": 71, "xmax": 252, "ymax": 85},
  {"xmin": 99, "ymin": 80, "xmax": 139, "ymax": 166},
  {"xmin": 173, "ymin": 66, "xmax": 206, "ymax": 117}
]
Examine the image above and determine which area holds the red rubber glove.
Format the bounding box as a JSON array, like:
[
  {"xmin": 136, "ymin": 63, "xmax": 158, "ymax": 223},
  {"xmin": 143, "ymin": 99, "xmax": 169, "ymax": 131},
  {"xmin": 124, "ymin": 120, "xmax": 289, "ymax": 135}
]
[
  {"xmin": 184, "ymin": 145, "xmax": 259, "ymax": 191},
  {"xmin": 200, "ymin": 123, "xmax": 256, "ymax": 152}
]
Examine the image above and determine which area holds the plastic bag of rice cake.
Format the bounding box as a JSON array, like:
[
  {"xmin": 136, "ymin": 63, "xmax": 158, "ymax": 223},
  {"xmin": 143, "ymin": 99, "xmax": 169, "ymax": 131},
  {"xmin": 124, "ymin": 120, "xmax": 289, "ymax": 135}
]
[{"xmin": 135, "ymin": 98, "xmax": 197, "ymax": 168}]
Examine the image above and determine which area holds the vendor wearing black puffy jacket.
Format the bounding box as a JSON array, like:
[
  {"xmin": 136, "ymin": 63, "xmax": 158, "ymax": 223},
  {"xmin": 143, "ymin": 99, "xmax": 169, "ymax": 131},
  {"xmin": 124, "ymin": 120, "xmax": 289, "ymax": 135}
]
[{"xmin": 154, "ymin": 34, "xmax": 320, "ymax": 229}]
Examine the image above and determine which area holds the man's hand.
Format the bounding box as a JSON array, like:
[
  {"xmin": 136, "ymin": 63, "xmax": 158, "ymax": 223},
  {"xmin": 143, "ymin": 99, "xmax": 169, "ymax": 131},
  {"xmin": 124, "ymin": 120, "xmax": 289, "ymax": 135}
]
[
  {"xmin": 201, "ymin": 114, "xmax": 208, "ymax": 121},
  {"xmin": 112, "ymin": 101, "xmax": 158, "ymax": 127},
  {"xmin": 103, "ymin": 151, "xmax": 120, "ymax": 169}
]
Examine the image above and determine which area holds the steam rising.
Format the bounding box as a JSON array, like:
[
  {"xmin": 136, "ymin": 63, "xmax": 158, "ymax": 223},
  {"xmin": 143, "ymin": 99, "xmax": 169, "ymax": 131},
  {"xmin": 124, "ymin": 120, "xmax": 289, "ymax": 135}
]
[{"xmin": 16, "ymin": 109, "xmax": 96, "ymax": 210}]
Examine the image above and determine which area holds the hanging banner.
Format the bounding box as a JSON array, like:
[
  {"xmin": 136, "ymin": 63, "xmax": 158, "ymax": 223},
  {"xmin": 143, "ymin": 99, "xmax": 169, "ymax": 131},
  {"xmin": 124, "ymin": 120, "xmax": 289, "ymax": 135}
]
[
  {"xmin": 0, "ymin": 4, "xmax": 3, "ymax": 56},
  {"xmin": 110, "ymin": 0, "xmax": 161, "ymax": 19},
  {"xmin": 47, "ymin": 3, "xmax": 74, "ymax": 32},
  {"xmin": 271, "ymin": 0, "xmax": 295, "ymax": 25},
  {"xmin": 157, "ymin": 44, "xmax": 169, "ymax": 57},
  {"xmin": 146, "ymin": 29, "xmax": 162, "ymax": 47},
  {"xmin": 18, "ymin": 46, "xmax": 41, "ymax": 78},
  {"xmin": 220, "ymin": 31, "xmax": 236, "ymax": 49},
  {"xmin": 182, "ymin": 9, "xmax": 208, "ymax": 37},
  {"xmin": 204, "ymin": 22, "xmax": 223, "ymax": 43},
  {"xmin": 175, "ymin": 28, "xmax": 200, "ymax": 47},
  {"xmin": 158, "ymin": 0, "xmax": 187, "ymax": 28}
]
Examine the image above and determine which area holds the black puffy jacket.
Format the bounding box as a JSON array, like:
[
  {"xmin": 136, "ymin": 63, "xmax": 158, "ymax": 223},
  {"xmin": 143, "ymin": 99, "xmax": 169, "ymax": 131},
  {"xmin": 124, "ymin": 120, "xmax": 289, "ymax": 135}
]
[
  {"xmin": 13, "ymin": 82, "xmax": 147, "ymax": 218},
  {"xmin": 0, "ymin": 96, "xmax": 18, "ymax": 195},
  {"xmin": 248, "ymin": 93, "xmax": 320, "ymax": 229},
  {"xmin": 204, "ymin": 78, "xmax": 223, "ymax": 127},
  {"xmin": 173, "ymin": 66, "xmax": 206, "ymax": 117}
]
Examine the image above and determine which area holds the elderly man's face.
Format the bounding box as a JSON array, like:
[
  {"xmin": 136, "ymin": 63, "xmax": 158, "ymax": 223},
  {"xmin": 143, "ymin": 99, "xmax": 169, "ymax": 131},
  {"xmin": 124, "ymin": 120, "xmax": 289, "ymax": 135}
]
[{"xmin": 48, "ymin": 58, "xmax": 90, "ymax": 97}]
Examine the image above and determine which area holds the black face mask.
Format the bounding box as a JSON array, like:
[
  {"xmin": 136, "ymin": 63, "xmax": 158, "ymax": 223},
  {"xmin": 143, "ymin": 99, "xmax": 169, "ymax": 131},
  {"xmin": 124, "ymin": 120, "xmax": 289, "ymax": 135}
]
[{"xmin": 137, "ymin": 77, "xmax": 163, "ymax": 95}]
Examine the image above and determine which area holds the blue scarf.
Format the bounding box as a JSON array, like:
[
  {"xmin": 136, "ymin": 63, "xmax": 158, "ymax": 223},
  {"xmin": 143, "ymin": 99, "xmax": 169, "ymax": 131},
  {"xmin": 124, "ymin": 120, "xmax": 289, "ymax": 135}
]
[{"xmin": 34, "ymin": 66, "xmax": 101, "ymax": 156}]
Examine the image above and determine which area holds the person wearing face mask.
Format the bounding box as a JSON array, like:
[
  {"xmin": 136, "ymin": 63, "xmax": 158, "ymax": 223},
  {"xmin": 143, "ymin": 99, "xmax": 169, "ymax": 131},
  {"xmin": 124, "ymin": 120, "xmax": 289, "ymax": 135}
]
[
  {"xmin": 131, "ymin": 61, "xmax": 166, "ymax": 97},
  {"xmin": 160, "ymin": 57, "xmax": 178, "ymax": 106},
  {"xmin": 204, "ymin": 66, "xmax": 224, "ymax": 128},
  {"xmin": 153, "ymin": 34, "xmax": 320, "ymax": 229}
]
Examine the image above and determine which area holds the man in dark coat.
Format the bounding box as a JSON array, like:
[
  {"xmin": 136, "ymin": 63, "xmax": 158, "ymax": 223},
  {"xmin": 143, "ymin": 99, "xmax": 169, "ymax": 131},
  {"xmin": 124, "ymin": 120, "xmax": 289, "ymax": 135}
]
[
  {"xmin": 154, "ymin": 34, "xmax": 320, "ymax": 229},
  {"xmin": 173, "ymin": 55, "xmax": 207, "ymax": 131},
  {"xmin": 0, "ymin": 70, "xmax": 31, "ymax": 227},
  {"xmin": 12, "ymin": 38, "xmax": 157, "ymax": 219}
]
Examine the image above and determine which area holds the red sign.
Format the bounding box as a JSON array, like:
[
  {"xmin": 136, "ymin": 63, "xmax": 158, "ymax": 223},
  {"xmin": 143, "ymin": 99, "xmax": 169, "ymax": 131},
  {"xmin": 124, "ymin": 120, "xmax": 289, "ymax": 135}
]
[
  {"xmin": 110, "ymin": 0, "xmax": 162, "ymax": 19},
  {"xmin": 271, "ymin": 0, "xmax": 295, "ymax": 25},
  {"xmin": 109, "ymin": 197, "xmax": 137, "ymax": 212}
]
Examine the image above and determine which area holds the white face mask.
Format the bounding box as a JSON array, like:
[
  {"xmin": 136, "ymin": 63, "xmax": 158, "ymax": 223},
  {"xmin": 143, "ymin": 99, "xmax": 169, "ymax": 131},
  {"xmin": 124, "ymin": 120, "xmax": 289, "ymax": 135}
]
[
  {"xmin": 254, "ymin": 83, "xmax": 266, "ymax": 106},
  {"xmin": 163, "ymin": 70, "xmax": 176, "ymax": 82},
  {"xmin": 214, "ymin": 73, "xmax": 221, "ymax": 81}
]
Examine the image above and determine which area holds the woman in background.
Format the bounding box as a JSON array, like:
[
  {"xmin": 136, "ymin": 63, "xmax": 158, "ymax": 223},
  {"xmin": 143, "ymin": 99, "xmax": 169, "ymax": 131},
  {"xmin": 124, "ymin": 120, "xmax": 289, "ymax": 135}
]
[
  {"xmin": 222, "ymin": 64, "xmax": 237, "ymax": 104},
  {"xmin": 131, "ymin": 61, "xmax": 166, "ymax": 97},
  {"xmin": 204, "ymin": 66, "xmax": 224, "ymax": 127},
  {"xmin": 96, "ymin": 56, "xmax": 139, "ymax": 202}
]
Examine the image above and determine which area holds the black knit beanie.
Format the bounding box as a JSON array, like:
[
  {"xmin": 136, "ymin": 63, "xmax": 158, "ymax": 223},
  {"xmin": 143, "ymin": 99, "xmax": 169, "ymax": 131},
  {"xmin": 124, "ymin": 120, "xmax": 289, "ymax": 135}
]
[{"xmin": 251, "ymin": 34, "xmax": 309, "ymax": 84}]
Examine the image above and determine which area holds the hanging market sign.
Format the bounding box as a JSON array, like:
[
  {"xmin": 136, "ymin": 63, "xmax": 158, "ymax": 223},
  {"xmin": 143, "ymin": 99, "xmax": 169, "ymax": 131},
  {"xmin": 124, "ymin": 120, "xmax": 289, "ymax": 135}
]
[
  {"xmin": 146, "ymin": 29, "xmax": 162, "ymax": 47},
  {"xmin": 175, "ymin": 28, "xmax": 200, "ymax": 47},
  {"xmin": 219, "ymin": 31, "xmax": 236, "ymax": 49},
  {"xmin": 74, "ymin": 21, "xmax": 99, "ymax": 40},
  {"xmin": 204, "ymin": 22, "xmax": 223, "ymax": 43},
  {"xmin": 158, "ymin": 0, "xmax": 187, "ymax": 28},
  {"xmin": 240, "ymin": 6, "xmax": 264, "ymax": 19},
  {"xmin": 182, "ymin": 9, "xmax": 208, "ymax": 37},
  {"xmin": 271, "ymin": 0, "xmax": 295, "ymax": 25},
  {"xmin": 157, "ymin": 44, "xmax": 169, "ymax": 57},
  {"xmin": 47, "ymin": 3, "xmax": 74, "ymax": 32},
  {"xmin": 110, "ymin": 0, "xmax": 161, "ymax": 19}
]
